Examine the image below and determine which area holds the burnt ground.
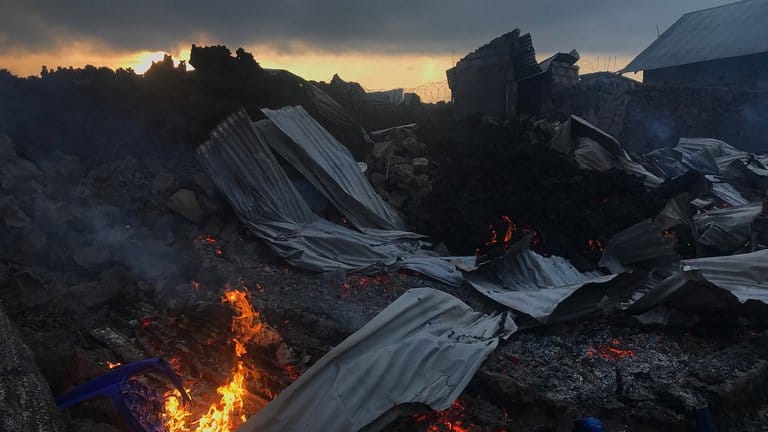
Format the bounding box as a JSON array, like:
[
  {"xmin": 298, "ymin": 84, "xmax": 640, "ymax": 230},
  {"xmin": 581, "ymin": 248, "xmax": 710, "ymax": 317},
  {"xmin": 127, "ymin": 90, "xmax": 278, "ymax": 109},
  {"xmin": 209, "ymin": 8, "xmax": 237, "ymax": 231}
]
[
  {"xmin": 5, "ymin": 197, "xmax": 768, "ymax": 432},
  {"xmin": 1, "ymin": 125, "xmax": 768, "ymax": 432}
]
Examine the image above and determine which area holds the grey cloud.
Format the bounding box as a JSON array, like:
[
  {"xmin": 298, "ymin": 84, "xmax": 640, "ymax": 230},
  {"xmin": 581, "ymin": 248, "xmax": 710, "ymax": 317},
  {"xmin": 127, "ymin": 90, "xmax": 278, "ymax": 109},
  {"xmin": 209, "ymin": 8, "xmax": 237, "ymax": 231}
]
[{"xmin": 0, "ymin": 0, "xmax": 733, "ymax": 57}]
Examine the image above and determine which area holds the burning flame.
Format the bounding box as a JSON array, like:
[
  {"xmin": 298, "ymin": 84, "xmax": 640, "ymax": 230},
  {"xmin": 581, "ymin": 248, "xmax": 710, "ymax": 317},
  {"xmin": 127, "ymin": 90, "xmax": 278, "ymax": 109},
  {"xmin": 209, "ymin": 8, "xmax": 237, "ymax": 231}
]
[
  {"xmin": 476, "ymin": 216, "xmax": 540, "ymax": 255},
  {"xmin": 163, "ymin": 286, "xmax": 271, "ymax": 432},
  {"xmin": 106, "ymin": 361, "xmax": 122, "ymax": 369}
]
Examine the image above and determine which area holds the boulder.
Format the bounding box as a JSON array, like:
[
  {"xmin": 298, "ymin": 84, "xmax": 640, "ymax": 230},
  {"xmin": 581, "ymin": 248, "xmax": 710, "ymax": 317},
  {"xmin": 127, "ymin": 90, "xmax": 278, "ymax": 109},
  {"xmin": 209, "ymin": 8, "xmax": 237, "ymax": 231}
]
[{"xmin": 166, "ymin": 189, "xmax": 203, "ymax": 223}]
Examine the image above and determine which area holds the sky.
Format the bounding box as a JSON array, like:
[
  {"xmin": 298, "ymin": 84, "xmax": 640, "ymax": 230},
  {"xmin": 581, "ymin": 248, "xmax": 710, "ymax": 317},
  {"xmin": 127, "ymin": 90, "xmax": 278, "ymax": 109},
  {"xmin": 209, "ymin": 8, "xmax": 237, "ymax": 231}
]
[{"xmin": 0, "ymin": 0, "xmax": 735, "ymax": 95}]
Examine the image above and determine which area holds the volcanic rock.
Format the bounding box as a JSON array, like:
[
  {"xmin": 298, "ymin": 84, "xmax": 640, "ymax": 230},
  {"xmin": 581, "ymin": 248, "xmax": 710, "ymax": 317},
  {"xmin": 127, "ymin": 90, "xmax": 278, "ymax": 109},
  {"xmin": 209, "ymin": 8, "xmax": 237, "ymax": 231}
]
[{"xmin": 166, "ymin": 189, "xmax": 203, "ymax": 223}]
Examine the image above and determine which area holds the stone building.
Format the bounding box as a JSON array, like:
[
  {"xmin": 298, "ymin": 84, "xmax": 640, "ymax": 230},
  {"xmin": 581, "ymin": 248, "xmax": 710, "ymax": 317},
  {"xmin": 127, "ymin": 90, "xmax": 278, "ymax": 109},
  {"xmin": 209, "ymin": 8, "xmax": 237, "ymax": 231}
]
[
  {"xmin": 621, "ymin": 0, "xmax": 768, "ymax": 90},
  {"xmin": 446, "ymin": 30, "xmax": 541, "ymax": 121},
  {"xmin": 446, "ymin": 30, "xmax": 580, "ymax": 121}
]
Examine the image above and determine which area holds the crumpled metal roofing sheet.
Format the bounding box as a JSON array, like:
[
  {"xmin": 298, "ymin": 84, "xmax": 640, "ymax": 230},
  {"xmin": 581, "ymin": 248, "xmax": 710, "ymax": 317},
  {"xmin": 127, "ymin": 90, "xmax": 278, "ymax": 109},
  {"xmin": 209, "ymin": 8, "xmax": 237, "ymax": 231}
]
[
  {"xmin": 241, "ymin": 288, "xmax": 515, "ymax": 432},
  {"xmin": 550, "ymin": 116, "xmax": 663, "ymax": 187},
  {"xmin": 262, "ymin": 105, "xmax": 408, "ymax": 233},
  {"xmin": 629, "ymin": 249, "xmax": 768, "ymax": 316},
  {"xmin": 622, "ymin": 0, "xmax": 768, "ymax": 72},
  {"xmin": 197, "ymin": 109, "xmax": 466, "ymax": 284},
  {"xmin": 464, "ymin": 238, "xmax": 644, "ymax": 324},
  {"xmin": 598, "ymin": 220, "xmax": 679, "ymax": 274},
  {"xmin": 694, "ymin": 203, "xmax": 762, "ymax": 252}
]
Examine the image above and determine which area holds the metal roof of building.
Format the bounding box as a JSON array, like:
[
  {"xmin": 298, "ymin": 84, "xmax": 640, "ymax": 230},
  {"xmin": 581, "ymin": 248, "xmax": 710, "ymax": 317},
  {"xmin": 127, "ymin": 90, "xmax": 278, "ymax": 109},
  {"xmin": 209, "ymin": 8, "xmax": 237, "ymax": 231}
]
[{"xmin": 621, "ymin": 0, "xmax": 768, "ymax": 73}]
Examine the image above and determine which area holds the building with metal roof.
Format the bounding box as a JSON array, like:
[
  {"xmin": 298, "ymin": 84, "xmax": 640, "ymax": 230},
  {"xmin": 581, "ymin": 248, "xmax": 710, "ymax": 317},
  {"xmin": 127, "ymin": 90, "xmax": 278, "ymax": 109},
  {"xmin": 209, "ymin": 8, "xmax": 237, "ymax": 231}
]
[{"xmin": 621, "ymin": 0, "xmax": 768, "ymax": 90}]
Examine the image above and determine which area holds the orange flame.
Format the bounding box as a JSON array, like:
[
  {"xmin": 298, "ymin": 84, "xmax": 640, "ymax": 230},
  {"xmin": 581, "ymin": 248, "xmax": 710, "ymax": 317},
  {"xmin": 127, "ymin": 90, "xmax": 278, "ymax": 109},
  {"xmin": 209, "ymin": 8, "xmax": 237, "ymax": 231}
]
[
  {"xmin": 163, "ymin": 286, "xmax": 270, "ymax": 432},
  {"xmin": 477, "ymin": 216, "xmax": 540, "ymax": 256},
  {"xmin": 106, "ymin": 361, "xmax": 122, "ymax": 369}
]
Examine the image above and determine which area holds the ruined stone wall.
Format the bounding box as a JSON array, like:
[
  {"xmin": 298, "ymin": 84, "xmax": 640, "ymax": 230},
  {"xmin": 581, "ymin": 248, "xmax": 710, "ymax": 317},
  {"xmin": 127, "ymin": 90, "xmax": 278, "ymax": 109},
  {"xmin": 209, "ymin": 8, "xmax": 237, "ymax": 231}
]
[
  {"xmin": 645, "ymin": 52, "xmax": 768, "ymax": 91},
  {"xmin": 537, "ymin": 72, "xmax": 637, "ymax": 138},
  {"xmin": 447, "ymin": 31, "xmax": 535, "ymax": 121},
  {"xmin": 540, "ymin": 75, "xmax": 768, "ymax": 154},
  {"xmin": 622, "ymin": 84, "xmax": 768, "ymax": 153}
]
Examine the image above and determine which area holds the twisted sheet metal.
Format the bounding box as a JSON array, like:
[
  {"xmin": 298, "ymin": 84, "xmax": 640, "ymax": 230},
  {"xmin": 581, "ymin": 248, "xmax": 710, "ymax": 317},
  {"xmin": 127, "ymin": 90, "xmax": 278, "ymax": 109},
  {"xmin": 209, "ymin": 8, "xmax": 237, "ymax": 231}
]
[{"xmin": 241, "ymin": 288, "xmax": 515, "ymax": 432}]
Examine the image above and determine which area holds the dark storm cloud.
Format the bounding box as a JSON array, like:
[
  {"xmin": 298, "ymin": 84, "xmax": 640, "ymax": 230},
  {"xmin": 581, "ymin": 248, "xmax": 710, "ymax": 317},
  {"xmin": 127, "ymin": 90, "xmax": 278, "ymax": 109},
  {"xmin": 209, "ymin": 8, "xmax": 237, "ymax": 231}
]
[{"xmin": 0, "ymin": 0, "xmax": 733, "ymax": 56}]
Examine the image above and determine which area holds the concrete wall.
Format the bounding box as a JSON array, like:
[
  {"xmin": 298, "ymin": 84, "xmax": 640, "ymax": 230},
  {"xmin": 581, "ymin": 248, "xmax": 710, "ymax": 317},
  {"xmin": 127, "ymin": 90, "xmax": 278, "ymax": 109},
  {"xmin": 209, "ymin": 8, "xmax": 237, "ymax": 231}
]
[
  {"xmin": 447, "ymin": 32, "xmax": 527, "ymax": 121},
  {"xmin": 544, "ymin": 75, "xmax": 768, "ymax": 153},
  {"xmin": 622, "ymin": 84, "xmax": 768, "ymax": 153},
  {"xmin": 644, "ymin": 52, "xmax": 768, "ymax": 91}
]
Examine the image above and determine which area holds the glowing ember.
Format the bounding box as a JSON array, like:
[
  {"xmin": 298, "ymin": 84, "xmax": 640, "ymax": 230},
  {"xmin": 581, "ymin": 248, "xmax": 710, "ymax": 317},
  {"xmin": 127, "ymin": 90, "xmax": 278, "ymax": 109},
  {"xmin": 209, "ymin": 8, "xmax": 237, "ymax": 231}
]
[
  {"xmin": 106, "ymin": 361, "xmax": 122, "ymax": 369},
  {"xmin": 587, "ymin": 239, "xmax": 605, "ymax": 252},
  {"xmin": 191, "ymin": 281, "xmax": 201, "ymax": 290},
  {"xmin": 477, "ymin": 216, "xmax": 540, "ymax": 256},
  {"xmin": 163, "ymin": 286, "xmax": 272, "ymax": 432},
  {"xmin": 412, "ymin": 400, "xmax": 504, "ymax": 432},
  {"xmin": 585, "ymin": 338, "xmax": 636, "ymax": 361}
]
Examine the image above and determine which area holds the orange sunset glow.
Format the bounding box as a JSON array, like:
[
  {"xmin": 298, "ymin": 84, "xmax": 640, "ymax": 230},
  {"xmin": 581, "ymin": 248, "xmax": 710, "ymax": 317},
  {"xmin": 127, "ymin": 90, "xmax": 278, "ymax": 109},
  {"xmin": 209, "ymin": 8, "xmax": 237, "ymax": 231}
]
[{"xmin": 0, "ymin": 40, "xmax": 636, "ymax": 102}]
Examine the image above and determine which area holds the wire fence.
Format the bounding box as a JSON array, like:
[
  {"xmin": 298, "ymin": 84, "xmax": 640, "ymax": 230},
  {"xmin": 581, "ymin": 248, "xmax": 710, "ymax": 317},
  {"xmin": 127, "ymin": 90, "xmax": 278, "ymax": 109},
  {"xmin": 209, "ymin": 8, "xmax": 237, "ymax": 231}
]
[{"xmin": 364, "ymin": 80, "xmax": 451, "ymax": 104}]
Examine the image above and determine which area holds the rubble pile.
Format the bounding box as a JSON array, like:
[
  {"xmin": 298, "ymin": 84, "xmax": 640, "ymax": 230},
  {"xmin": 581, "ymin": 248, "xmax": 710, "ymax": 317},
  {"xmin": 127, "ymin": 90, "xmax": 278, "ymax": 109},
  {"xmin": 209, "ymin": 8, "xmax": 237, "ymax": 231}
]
[{"xmin": 365, "ymin": 124, "xmax": 433, "ymax": 220}]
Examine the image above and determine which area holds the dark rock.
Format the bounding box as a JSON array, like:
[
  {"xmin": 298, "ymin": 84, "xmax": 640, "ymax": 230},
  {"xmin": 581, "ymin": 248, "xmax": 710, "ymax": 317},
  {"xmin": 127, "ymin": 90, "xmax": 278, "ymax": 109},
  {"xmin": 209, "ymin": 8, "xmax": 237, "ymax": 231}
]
[
  {"xmin": 152, "ymin": 172, "xmax": 176, "ymax": 194},
  {"xmin": 166, "ymin": 189, "xmax": 203, "ymax": 223}
]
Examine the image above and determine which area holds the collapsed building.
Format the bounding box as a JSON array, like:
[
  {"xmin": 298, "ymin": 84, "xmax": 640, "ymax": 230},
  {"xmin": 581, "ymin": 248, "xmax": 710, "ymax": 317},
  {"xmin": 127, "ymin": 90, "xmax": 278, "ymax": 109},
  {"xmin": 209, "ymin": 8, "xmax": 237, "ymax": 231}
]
[
  {"xmin": 446, "ymin": 29, "xmax": 579, "ymax": 121},
  {"xmin": 620, "ymin": 0, "xmax": 768, "ymax": 90}
]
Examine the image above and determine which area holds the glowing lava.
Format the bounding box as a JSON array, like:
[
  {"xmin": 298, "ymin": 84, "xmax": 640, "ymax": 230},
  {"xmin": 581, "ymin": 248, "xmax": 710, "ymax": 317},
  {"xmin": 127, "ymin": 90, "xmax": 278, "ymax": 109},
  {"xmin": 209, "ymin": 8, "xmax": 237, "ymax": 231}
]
[{"xmin": 163, "ymin": 286, "xmax": 271, "ymax": 432}]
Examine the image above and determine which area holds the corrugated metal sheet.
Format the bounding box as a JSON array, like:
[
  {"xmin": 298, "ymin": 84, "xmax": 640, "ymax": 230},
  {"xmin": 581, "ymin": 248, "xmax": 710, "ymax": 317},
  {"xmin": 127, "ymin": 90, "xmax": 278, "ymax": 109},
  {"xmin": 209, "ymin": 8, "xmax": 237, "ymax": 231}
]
[
  {"xmin": 629, "ymin": 250, "xmax": 768, "ymax": 316},
  {"xmin": 599, "ymin": 220, "xmax": 679, "ymax": 274},
  {"xmin": 549, "ymin": 115, "xmax": 663, "ymax": 187},
  {"xmin": 622, "ymin": 0, "xmax": 768, "ymax": 72},
  {"xmin": 694, "ymin": 203, "xmax": 763, "ymax": 252},
  {"xmin": 241, "ymin": 288, "xmax": 515, "ymax": 432},
  {"xmin": 262, "ymin": 106, "xmax": 408, "ymax": 233},
  {"xmin": 197, "ymin": 109, "xmax": 468, "ymax": 285},
  {"xmin": 465, "ymin": 237, "xmax": 644, "ymax": 324}
]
